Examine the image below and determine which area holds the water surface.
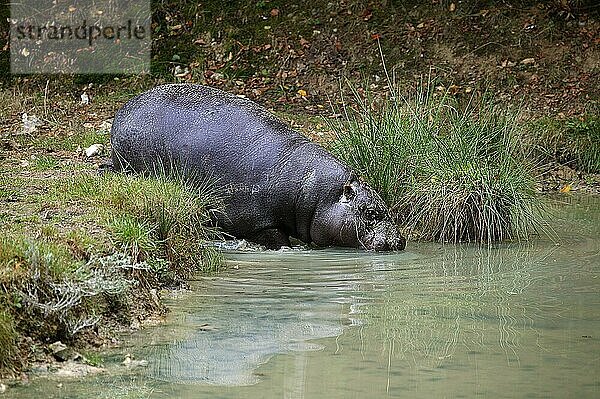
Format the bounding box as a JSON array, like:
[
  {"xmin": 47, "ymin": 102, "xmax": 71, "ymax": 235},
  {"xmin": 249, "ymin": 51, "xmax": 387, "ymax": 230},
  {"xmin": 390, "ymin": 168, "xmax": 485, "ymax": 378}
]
[{"xmin": 11, "ymin": 196, "xmax": 600, "ymax": 398}]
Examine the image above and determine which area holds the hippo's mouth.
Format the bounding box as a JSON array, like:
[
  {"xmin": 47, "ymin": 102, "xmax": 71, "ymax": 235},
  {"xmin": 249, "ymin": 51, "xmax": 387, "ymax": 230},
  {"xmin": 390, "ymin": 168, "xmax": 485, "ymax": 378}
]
[{"xmin": 361, "ymin": 222, "xmax": 406, "ymax": 251}]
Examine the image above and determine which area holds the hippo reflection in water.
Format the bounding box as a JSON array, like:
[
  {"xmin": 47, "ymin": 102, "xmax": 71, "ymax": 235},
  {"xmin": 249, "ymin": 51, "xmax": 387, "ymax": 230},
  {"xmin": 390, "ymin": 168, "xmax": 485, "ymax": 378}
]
[{"xmin": 110, "ymin": 84, "xmax": 406, "ymax": 251}]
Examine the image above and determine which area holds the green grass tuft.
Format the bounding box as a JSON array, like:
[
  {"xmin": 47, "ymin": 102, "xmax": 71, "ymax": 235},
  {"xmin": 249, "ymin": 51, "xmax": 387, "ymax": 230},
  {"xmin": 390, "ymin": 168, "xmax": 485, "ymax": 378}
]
[
  {"xmin": 31, "ymin": 155, "xmax": 60, "ymax": 171},
  {"xmin": 56, "ymin": 171, "xmax": 224, "ymax": 283},
  {"xmin": 0, "ymin": 309, "xmax": 17, "ymax": 369},
  {"xmin": 0, "ymin": 234, "xmax": 79, "ymax": 283},
  {"xmin": 330, "ymin": 83, "xmax": 546, "ymax": 243},
  {"xmin": 109, "ymin": 216, "xmax": 159, "ymax": 263},
  {"xmin": 35, "ymin": 129, "xmax": 110, "ymax": 153},
  {"xmin": 527, "ymin": 115, "xmax": 600, "ymax": 173}
]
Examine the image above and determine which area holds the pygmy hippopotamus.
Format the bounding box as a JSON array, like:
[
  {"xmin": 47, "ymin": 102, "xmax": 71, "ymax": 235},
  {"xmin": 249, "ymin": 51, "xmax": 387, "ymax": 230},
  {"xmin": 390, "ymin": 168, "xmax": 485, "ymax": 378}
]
[{"xmin": 110, "ymin": 84, "xmax": 405, "ymax": 251}]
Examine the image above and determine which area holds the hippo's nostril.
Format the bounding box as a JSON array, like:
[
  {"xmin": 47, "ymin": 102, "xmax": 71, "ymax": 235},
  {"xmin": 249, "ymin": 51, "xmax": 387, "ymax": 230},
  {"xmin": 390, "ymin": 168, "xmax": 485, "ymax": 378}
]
[
  {"xmin": 361, "ymin": 224, "xmax": 406, "ymax": 251},
  {"xmin": 396, "ymin": 236, "xmax": 406, "ymax": 251},
  {"xmin": 383, "ymin": 234, "xmax": 405, "ymax": 251}
]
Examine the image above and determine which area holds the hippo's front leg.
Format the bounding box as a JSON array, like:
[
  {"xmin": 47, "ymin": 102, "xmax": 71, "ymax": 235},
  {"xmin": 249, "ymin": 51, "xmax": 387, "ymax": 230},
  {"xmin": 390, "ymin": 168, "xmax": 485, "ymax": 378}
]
[{"xmin": 250, "ymin": 228, "xmax": 291, "ymax": 249}]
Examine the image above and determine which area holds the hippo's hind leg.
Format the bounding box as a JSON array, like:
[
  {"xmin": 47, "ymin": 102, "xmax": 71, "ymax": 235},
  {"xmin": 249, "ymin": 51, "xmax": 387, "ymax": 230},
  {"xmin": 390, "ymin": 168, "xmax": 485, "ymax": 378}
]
[
  {"xmin": 250, "ymin": 228, "xmax": 291, "ymax": 250},
  {"xmin": 97, "ymin": 160, "xmax": 114, "ymax": 175}
]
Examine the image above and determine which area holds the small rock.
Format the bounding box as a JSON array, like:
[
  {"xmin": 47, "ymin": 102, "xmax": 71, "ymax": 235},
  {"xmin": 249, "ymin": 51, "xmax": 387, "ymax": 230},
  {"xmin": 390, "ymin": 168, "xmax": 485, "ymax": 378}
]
[
  {"xmin": 49, "ymin": 341, "xmax": 78, "ymax": 362},
  {"xmin": 49, "ymin": 341, "xmax": 67, "ymax": 354},
  {"xmin": 99, "ymin": 120, "xmax": 112, "ymax": 132},
  {"xmin": 0, "ymin": 383, "xmax": 6, "ymax": 394},
  {"xmin": 122, "ymin": 353, "xmax": 148, "ymax": 368},
  {"xmin": 84, "ymin": 144, "xmax": 104, "ymax": 157},
  {"xmin": 173, "ymin": 66, "xmax": 189, "ymax": 78},
  {"xmin": 520, "ymin": 58, "xmax": 535, "ymax": 65},
  {"xmin": 54, "ymin": 361, "xmax": 104, "ymax": 377},
  {"xmin": 500, "ymin": 59, "xmax": 516, "ymax": 68},
  {"xmin": 30, "ymin": 364, "xmax": 49, "ymax": 374},
  {"xmin": 80, "ymin": 92, "xmax": 90, "ymax": 105},
  {"xmin": 22, "ymin": 113, "xmax": 41, "ymax": 134}
]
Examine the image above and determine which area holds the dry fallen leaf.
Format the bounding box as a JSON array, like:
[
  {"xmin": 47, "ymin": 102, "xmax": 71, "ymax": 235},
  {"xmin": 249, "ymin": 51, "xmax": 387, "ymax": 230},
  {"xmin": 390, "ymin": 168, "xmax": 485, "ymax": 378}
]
[
  {"xmin": 449, "ymin": 84, "xmax": 461, "ymax": 94},
  {"xmin": 500, "ymin": 59, "xmax": 516, "ymax": 68},
  {"xmin": 299, "ymin": 37, "xmax": 310, "ymax": 47},
  {"xmin": 560, "ymin": 184, "xmax": 572, "ymax": 193}
]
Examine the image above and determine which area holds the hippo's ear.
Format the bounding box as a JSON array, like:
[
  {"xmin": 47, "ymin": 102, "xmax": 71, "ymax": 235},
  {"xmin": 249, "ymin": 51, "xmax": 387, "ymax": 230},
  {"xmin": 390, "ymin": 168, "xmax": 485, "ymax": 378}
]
[
  {"xmin": 347, "ymin": 172, "xmax": 359, "ymax": 184},
  {"xmin": 342, "ymin": 183, "xmax": 356, "ymax": 202}
]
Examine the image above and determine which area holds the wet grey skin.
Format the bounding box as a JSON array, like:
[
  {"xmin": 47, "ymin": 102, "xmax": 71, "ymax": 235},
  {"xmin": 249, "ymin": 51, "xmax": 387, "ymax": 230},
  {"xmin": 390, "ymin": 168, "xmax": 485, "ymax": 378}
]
[{"xmin": 110, "ymin": 84, "xmax": 406, "ymax": 251}]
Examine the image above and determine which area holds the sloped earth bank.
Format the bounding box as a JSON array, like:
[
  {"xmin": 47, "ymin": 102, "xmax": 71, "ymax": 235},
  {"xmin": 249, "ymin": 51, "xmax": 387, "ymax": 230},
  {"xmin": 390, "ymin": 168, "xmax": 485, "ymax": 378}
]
[{"xmin": 146, "ymin": 0, "xmax": 600, "ymax": 117}]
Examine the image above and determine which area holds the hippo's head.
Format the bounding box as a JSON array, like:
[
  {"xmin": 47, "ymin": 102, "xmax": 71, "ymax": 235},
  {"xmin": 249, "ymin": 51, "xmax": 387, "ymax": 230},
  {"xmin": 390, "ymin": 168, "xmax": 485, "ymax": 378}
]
[{"xmin": 311, "ymin": 177, "xmax": 406, "ymax": 251}]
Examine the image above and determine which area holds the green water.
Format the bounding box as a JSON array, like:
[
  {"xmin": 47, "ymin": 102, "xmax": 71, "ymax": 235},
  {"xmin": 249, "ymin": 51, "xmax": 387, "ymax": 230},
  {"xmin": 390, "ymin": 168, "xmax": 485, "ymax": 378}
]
[{"xmin": 10, "ymin": 196, "xmax": 600, "ymax": 398}]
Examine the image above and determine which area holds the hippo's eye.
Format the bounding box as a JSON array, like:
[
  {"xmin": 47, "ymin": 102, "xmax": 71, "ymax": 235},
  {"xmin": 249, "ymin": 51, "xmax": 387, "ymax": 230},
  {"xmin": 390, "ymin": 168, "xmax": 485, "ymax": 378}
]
[
  {"xmin": 366, "ymin": 206, "xmax": 389, "ymax": 222},
  {"xmin": 365, "ymin": 208, "xmax": 380, "ymax": 220}
]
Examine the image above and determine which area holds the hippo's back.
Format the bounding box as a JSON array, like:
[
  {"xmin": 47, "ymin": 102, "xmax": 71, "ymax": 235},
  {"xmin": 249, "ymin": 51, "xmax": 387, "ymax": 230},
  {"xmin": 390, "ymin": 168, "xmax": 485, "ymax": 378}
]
[{"xmin": 110, "ymin": 84, "xmax": 310, "ymax": 184}]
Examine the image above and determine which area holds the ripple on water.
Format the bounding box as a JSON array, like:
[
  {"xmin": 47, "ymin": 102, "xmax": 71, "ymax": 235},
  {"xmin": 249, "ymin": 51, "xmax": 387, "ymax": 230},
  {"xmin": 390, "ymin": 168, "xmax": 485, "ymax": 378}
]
[
  {"xmin": 141, "ymin": 248, "xmax": 426, "ymax": 385},
  {"xmin": 138, "ymin": 227, "xmax": 600, "ymax": 394}
]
